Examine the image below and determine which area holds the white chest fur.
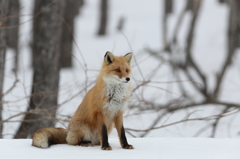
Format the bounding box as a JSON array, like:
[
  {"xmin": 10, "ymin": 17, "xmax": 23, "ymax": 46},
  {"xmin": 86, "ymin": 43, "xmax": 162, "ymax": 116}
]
[{"xmin": 103, "ymin": 76, "xmax": 130, "ymax": 115}]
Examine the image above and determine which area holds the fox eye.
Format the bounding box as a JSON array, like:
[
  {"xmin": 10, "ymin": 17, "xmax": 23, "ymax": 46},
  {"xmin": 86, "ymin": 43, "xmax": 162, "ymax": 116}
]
[
  {"xmin": 115, "ymin": 69, "xmax": 121, "ymax": 72},
  {"xmin": 126, "ymin": 69, "xmax": 129, "ymax": 73}
]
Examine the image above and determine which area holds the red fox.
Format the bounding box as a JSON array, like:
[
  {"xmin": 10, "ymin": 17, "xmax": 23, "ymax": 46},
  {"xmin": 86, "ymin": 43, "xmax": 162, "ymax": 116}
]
[{"xmin": 32, "ymin": 51, "xmax": 134, "ymax": 150}]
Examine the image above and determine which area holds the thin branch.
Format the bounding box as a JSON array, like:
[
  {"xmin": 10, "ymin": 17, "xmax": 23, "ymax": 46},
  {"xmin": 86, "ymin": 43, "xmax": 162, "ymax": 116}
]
[
  {"xmin": 0, "ymin": 0, "xmax": 58, "ymax": 30},
  {"xmin": 3, "ymin": 71, "xmax": 18, "ymax": 96},
  {"xmin": 126, "ymin": 109, "xmax": 239, "ymax": 133},
  {"xmin": 119, "ymin": 30, "xmax": 145, "ymax": 81},
  {"xmin": 210, "ymin": 107, "xmax": 230, "ymax": 137}
]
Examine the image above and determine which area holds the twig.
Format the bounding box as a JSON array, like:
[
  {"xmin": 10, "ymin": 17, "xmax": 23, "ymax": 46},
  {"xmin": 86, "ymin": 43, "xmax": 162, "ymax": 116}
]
[
  {"xmin": 119, "ymin": 29, "xmax": 145, "ymax": 81},
  {"xmin": 3, "ymin": 70, "xmax": 19, "ymax": 96},
  {"xmin": 210, "ymin": 107, "xmax": 230, "ymax": 137},
  {"xmin": 1, "ymin": 0, "xmax": 58, "ymax": 30},
  {"xmin": 126, "ymin": 109, "xmax": 239, "ymax": 133}
]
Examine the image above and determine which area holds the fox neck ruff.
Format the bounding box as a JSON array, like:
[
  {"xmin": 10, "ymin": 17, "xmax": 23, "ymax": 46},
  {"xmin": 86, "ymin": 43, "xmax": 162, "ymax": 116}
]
[{"xmin": 103, "ymin": 76, "xmax": 130, "ymax": 115}]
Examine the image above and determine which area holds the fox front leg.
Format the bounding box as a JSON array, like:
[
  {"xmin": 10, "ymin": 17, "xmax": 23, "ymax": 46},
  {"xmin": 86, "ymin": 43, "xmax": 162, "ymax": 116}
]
[
  {"xmin": 97, "ymin": 113, "xmax": 112, "ymax": 150},
  {"xmin": 101, "ymin": 124, "xmax": 112, "ymax": 150},
  {"xmin": 114, "ymin": 113, "xmax": 134, "ymax": 149}
]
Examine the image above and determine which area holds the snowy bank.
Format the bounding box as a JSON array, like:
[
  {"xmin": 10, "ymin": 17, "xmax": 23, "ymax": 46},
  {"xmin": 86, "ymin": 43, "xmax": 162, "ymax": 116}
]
[{"xmin": 1, "ymin": 138, "xmax": 240, "ymax": 159}]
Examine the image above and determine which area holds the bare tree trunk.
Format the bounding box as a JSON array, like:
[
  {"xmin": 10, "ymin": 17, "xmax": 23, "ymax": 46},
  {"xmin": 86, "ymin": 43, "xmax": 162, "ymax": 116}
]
[
  {"xmin": 218, "ymin": 0, "xmax": 227, "ymax": 3},
  {"xmin": 186, "ymin": 0, "xmax": 194, "ymax": 11},
  {"xmin": 164, "ymin": 0, "xmax": 172, "ymax": 14},
  {"xmin": 14, "ymin": 0, "xmax": 65, "ymax": 138},
  {"xmin": 0, "ymin": 0, "xmax": 10, "ymax": 139},
  {"xmin": 7, "ymin": 0, "xmax": 20, "ymax": 72},
  {"xmin": 162, "ymin": 0, "xmax": 173, "ymax": 49},
  {"xmin": 213, "ymin": 0, "xmax": 240, "ymax": 98},
  {"xmin": 116, "ymin": 16, "xmax": 125, "ymax": 31},
  {"xmin": 60, "ymin": 0, "xmax": 84, "ymax": 68},
  {"xmin": 97, "ymin": 0, "xmax": 108, "ymax": 36}
]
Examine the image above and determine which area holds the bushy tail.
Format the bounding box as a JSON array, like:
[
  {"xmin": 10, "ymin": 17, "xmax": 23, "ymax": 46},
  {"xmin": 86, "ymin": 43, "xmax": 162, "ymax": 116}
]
[{"xmin": 32, "ymin": 127, "xmax": 68, "ymax": 148}]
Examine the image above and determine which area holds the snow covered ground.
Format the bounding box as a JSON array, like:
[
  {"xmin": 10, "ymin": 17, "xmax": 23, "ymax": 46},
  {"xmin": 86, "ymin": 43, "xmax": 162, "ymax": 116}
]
[{"xmin": 2, "ymin": 138, "xmax": 240, "ymax": 159}]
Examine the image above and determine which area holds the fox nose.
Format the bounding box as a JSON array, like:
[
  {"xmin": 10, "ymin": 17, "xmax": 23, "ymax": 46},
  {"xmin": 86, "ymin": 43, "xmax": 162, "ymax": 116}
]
[{"xmin": 126, "ymin": 77, "xmax": 130, "ymax": 82}]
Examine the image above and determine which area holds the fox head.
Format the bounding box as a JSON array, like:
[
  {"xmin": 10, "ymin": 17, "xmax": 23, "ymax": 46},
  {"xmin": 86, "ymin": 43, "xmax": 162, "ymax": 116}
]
[{"xmin": 100, "ymin": 51, "xmax": 133, "ymax": 84}]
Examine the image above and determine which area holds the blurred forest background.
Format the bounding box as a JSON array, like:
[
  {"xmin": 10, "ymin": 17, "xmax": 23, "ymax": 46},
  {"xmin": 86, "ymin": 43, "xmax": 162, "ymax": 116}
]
[{"xmin": 0, "ymin": 0, "xmax": 240, "ymax": 139}]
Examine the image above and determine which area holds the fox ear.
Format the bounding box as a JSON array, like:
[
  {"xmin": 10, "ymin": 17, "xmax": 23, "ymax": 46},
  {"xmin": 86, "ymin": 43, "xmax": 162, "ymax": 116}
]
[
  {"xmin": 124, "ymin": 53, "xmax": 133, "ymax": 64},
  {"xmin": 104, "ymin": 51, "xmax": 114, "ymax": 64}
]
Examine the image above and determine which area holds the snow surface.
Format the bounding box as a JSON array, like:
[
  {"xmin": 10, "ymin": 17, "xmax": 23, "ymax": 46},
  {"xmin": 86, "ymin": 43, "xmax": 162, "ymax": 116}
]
[{"xmin": 2, "ymin": 138, "xmax": 240, "ymax": 159}]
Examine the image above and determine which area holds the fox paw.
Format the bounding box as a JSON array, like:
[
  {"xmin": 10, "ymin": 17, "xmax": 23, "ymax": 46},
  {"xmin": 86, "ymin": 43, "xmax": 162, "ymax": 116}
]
[
  {"xmin": 122, "ymin": 145, "xmax": 134, "ymax": 149},
  {"xmin": 79, "ymin": 141, "xmax": 92, "ymax": 147},
  {"xmin": 101, "ymin": 146, "xmax": 112, "ymax": 150}
]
